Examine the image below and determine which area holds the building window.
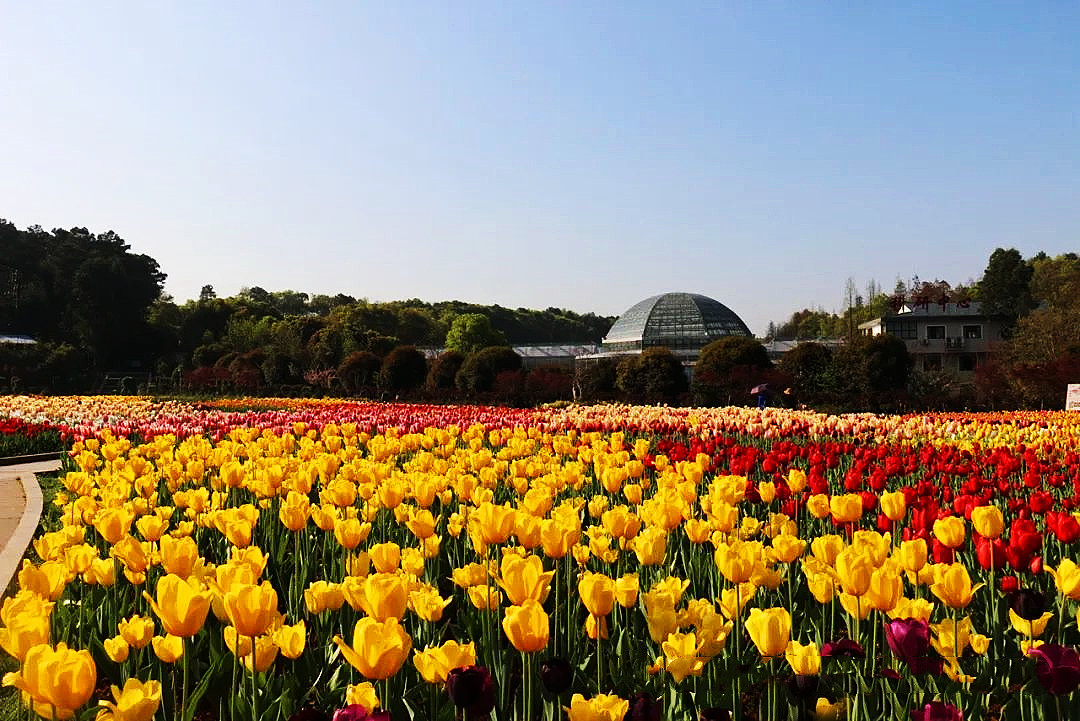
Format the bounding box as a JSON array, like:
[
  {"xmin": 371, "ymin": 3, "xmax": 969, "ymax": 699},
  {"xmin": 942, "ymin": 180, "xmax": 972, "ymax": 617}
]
[
  {"xmin": 887, "ymin": 319, "xmax": 917, "ymax": 339},
  {"xmin": 926, "ymin": 325, "xmax": 946, "ymax": 340},
  {"xmin": 958, "ymin": 354, "xmax": 976, "ymax": 372},
  {"xmin": 924, "ymin": 354, "xmax": 942, "ymax": 371},
  {"xmin": 963, "ymin": 325, "xmax": 982, "ymax": 340}
]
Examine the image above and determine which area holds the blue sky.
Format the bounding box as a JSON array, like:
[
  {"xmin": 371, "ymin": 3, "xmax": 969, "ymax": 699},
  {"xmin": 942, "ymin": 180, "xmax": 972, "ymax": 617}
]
[{"xmin": 2, "ymin": 3, "xmax": 1077, "ymax": 335}]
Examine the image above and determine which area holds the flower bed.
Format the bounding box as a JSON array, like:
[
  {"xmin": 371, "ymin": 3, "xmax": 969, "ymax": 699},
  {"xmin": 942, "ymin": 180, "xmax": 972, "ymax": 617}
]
[
  {"xmin": 0, "ymin": 417, "xmax": 66, "ymax": 459},
  {"xmin": 2, "ymin": 398, "xmax": 1080, "ymax": 720}
]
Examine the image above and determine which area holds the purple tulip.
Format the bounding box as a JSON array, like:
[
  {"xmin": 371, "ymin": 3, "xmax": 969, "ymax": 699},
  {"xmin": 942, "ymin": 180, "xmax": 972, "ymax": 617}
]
[
  {"xmin": 911, "ymin": 701, "xmax": 963, "ymax": 721},
  {"xmin": 884, "ymin": 618, "xmax": 942, "ymax": 675},
  {"xmin": 1028, "ymin": 644, "xmax": 1080, "ymax": 695},
  {"xmin": 446, "ymin": 665, "xmax": 496, "ymax": 715},
  {"xmin": 540, "ymin": 657, "xmax": 572, "ymax": 695},
  {"xmin": 332, "ymin": 706, "xmax": 389, "ymax": 721},
  {"xmin": 821, "ymin": 638, "xmax": 866, "ymax": 659},
  {"xmin": 626, "ymin": 692, "xmax": 662, "ymax": 721}
]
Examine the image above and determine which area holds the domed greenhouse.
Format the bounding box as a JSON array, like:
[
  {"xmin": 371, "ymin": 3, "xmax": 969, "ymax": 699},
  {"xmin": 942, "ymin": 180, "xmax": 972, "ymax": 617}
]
[{"xmin": 599, "ymin": 292, "xmax": 752, "ymax": 358}]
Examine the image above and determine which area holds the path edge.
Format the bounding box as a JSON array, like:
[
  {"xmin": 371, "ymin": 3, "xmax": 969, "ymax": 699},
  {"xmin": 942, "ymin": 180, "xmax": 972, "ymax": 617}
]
[{"xmin": 0, "ymin": 472, "xmax": 44, "ymax": 593}]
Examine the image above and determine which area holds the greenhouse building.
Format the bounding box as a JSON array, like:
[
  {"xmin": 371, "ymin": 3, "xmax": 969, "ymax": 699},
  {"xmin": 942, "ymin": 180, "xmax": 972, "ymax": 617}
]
[{"xmin": 578, "ymin": 292, "xmax": 753, "ymax": 371}]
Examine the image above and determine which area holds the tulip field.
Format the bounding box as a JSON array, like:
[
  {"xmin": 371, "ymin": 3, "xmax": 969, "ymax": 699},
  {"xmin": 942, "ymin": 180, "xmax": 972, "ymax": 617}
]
[{"xmin": 4, "ymin": 397, "xmax": 1080, "ymax": 721}]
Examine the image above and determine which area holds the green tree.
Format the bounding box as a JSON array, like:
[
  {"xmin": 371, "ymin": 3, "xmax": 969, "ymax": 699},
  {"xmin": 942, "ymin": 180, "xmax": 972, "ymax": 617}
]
[
  {"xmin": 615, "ymin": 347, "xmax": 688, "ymax": 404},
  {"xmin": 691, "ymin": 337, "xmax": 771, "ymax": 406},
  {"xmin": 456, "ymin": 346, "xmax": 522, "ymax": 394},
  {"xmin": 337, "ymin": 351, "xmax": 382, "ymax": 395},
  {"xmin": 427, "ymin": 350, "xmax": 465, "ymax": 390},
  {"xmin": 1030, "ymin": 253, "xmax": 1080, "ymax": 311},
  {"xmin": 778, "ymin": 342, "xmax": 835, "ymax": 406},
  {"xmin": 378, "ymin": 346, "xmax": 428, "ymax": 392},
  {"xmin": 445, "ymin": 314, "xmax": 508, "ymax": 355},
  {"xmin": 977, "ymin": 248, "xmax": 1035, "ymax": 330},
  {"xmin": 573, "ymin": 358, "xmax": 618, "ymax": 401}
]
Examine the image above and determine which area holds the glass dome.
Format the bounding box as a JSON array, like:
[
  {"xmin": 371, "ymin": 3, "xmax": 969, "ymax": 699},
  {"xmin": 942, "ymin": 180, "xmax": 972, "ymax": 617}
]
[{"xmin": 602, "ymin": 292, "xmax": 752, "ymax": 354}]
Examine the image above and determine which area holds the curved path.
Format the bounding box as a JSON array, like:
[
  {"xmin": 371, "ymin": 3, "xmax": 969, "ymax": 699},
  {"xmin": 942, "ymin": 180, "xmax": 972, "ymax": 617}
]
[{"xmin": 0, "ymin": 459, "xmax": 61, "ymax": 592}]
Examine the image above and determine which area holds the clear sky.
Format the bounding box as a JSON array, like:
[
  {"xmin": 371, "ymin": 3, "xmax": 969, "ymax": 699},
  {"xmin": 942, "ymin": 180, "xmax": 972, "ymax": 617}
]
[{"xmin": 2, "ymin": 3, "xmax": 1077, "ymax": 335}]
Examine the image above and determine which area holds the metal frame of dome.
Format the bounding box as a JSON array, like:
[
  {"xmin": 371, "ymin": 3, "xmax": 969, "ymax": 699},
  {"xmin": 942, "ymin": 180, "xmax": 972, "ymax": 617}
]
[{"xmin": 601, "ymin": 292, "xmax": 751, "ymax": 354}]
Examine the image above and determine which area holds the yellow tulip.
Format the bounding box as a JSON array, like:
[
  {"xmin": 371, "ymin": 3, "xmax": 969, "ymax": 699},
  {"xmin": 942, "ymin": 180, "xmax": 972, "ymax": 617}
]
[
  {"xmin": 104, "ymin": 636, "xmax": 130, "ymax": 663},
  {"xmin": 810, "ymin": 535, "xmax": 846, "ymax": 565},
  {"xmin": 771, "ymin": 534, "xmax": 806, "ymax": 564},
  {"xmin": 86, "ymin": 558, "xmax": 117, "ymax": 587},
  {"xmin": 347, "ymin": 572, "xmax": 409, "ymax": 621},
  {"xmin": 578, "ymin": 572, "xmax": 617, "ymax": 618},
  {"xmin": 333, "ymin": 517, "xmax": 370, "ymax": 550},
  {"xmin": 136, "ymin": 513, "xmax": 168, "ymax": 542},
  {"xmin": 152, "ymin": 634, "xmax": 184, "ymax": 663},
  {"xmin": 829, "ymin": 494, "xmax": 863, "ymax": 524},
  {"xmin": 467, "ymin": 584, "xmax": 499, "ymax": 611},
  {"xmin": 5, "ymin": 642, "xmax": 96, "ymax": 718},
  {"xmin": 408, "ymin": 584, "xmax": 451, "ymax": 623},
  {"xmin": 970, "ymin": 506, "xmax": 1004, "ymax": 539},
  {"xmin": 714, "ymin": 539, "xmax": 763, "ymax": 584},
  {"xmin": 275, "ymin": 620, "xmax": 307, "ymax": 659},
  {"xmin": 540, "ymin": 517, "xmax": 581, "ymax": 559},
  {"xmin": 787, "ymin": 468, "xmax": 807, "ymax": 493},
  {"xmin": 614, "ymin": 573, "xmax": 639, "ymax": 608},
  {"xmin": 932, "ymin": 516, "xmax": 966, "ymax": 549},
  {"xmin": 1047, "ymin": 559, "xmax": 1080, "ymax": 601},
  {"xmin": 96, "ymin": 678, "xmax": 162, "ymax": 721},
  {"xmin": 93, "ymin": 507, "xmax": 134, "ymax": 545},
  {"xmin": 863, "ymin": 565, "xmax": 903, "ymax": 613},
  {"xmin": 63, "ymin": 544, "xmax": 97, "ymax": 576},
  {"xmin": 334, "ymin": 617, "xmax": 412, "ymax": 680},
  {"xmin": 565, "ymin": 693, "xmax": 630, "ymax": 721},
  {"xmin": 159, "ymin": 535, "xmax": 200, "ymax": 578},
  {"xmin": 803, "ymin": 562, "xmax": 836, "ymax": 604},
  {"xmin": 345, "ymin": 681, "xmax": 381, "ymax": 710},
  {"xmin": 785, "ymin": 639, "xmax": 821, "ymax": 675},
  {"xmin": 304, "ymin": 581, "xmax": 345, "ymax": 615},
  {"xmin": 879, "ymin": 491, "xmax": 906, "ymax": 522},
  {"xmin": 835, "ymin": 549, "xmax": 873, "ymax": 596},
  {"xmin": 498, "ymin": 554, "xmax": 555, "ymax": 606},
  {"xmin": 20, "ymin": 559, "xmax": 71, "ymax": 601},
  {"xmin": 930, "ymin": 563, "xmax": 982, "ymax": 609},
  {"xmin": 813, "ymin": 698, "xmax": 847, "ymax": 721},
  {"xmin": 369, "ymin": 542, "xmax": 402, "ymax": 573},
  {"xmin": 1009, "ymin": 609, "xmax": 1054, "ymax": 637},
  {"xmin": 662, "ymin": 631, "xmax": 706, "ymax": 683},
  {"xmin": 413, "ymin": 640, "xmax": 477, "ymax": 684},
  {"xmin": 278, "ymin": 491, "xmax": 311, "ymax": 532},
  {"xmin": 117, "ymin": 615, "xmax": 156, "ymax": 649},
  {"xmin": 896, "ymin": 538, "xmax": 928, "ymax": 574},
  {"xmin": 745, "ymin": 607, "xmax": 792, "ymax": 659},
  {"xmin": 475, "ymin": 502, "xmax": 516, "ymax": 545},
  {"xmin": 144, "ymin": 574, "xmax": 211, "ymax": 638},
  {"xmin": 502, "ymin": 599, "xmax": 550, "ymax": 653},
  {"xmin": 0, "ymin": 591, "xmax": 52, "ymax": 662}
]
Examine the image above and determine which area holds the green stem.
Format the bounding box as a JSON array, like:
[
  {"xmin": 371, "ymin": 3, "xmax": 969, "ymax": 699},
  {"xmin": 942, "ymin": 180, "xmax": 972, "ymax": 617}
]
[
  {"xmin": 181, "ymin": 636, "xmax": 189, "ymax": 721},
  {"xmin": 251, "ymin": 635, "xmax": 259, "ymax": 721}
]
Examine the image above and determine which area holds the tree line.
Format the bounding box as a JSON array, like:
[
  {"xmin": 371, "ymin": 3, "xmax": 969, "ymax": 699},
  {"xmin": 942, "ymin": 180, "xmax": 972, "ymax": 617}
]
[
  {"xmin": 1, "ymin": 218, "xmax": 1076, "ymax": 410},
  {"xmin": 0, "ymin": 220, "xmax": 611, "ymax": 399}
]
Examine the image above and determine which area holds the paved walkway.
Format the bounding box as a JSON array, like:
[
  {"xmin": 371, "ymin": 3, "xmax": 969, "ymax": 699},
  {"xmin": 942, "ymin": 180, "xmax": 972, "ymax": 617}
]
[{"xmin": 0, "ymin": 460, "xmax": 61, "ymax": 592}]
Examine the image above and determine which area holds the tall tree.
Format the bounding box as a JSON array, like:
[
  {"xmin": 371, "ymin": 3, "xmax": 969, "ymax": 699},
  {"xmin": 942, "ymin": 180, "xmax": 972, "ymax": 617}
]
[{"xmin": 978, "ymin": 248, "xmax": 1035, "ymax": 330}]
